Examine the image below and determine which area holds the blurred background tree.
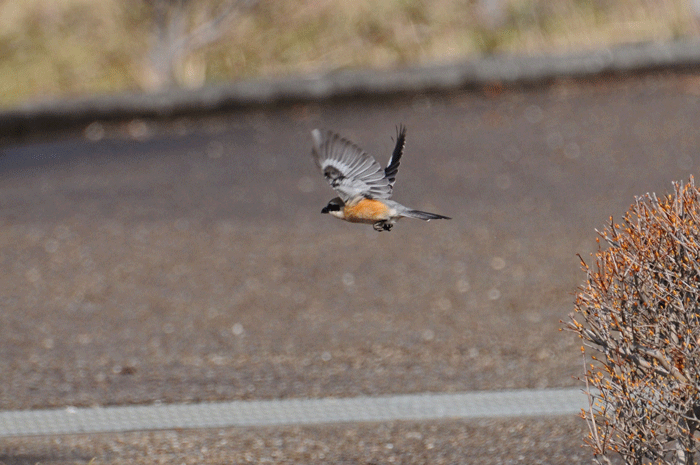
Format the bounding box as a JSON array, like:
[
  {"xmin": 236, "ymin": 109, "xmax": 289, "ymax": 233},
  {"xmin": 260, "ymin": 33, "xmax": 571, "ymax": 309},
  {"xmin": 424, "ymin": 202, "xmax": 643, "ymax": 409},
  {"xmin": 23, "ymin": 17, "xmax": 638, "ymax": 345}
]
[
  {"xmin": 0, "ymin": 0, "xmax": 697, "ymax": 109},
  {"xmin": 137, "ymin": 0, "xmax": 255, "ymax": 90}
]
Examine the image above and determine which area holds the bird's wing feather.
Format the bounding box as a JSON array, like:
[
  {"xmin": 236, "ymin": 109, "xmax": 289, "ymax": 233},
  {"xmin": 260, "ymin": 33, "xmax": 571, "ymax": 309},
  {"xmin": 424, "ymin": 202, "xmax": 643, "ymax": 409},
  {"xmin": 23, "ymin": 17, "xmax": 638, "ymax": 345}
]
[
  {"xmin": 384, "ymin": 124, "xmax": 405, "ymax": 189},
  {"xmin": 311, "ymin": 129, "xmax": 393, "ymax": 202}
]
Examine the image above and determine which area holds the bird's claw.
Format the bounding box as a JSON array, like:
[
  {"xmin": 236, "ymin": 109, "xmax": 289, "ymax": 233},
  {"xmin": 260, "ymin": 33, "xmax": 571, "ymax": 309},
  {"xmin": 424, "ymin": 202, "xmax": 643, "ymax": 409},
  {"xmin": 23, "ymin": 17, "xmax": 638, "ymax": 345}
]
[{"xmin": 373, "ymin": 221, "xmax": 393, "ymax": 232}]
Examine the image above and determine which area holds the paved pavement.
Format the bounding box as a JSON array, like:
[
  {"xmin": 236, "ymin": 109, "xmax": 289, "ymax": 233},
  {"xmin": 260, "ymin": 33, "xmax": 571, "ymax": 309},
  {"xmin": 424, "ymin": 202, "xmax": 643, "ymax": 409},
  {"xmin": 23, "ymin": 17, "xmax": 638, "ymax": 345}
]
[
  {"xmin": 1, "ymin": 72, "xmax": 698, "ymax": 462},
  {"xmin": 0, "ymin": 388, "xmax": 587, "ymax": 437},
  {"xmin": 0, "ymin": 416, "xmax": 590, "ymax": 465}
]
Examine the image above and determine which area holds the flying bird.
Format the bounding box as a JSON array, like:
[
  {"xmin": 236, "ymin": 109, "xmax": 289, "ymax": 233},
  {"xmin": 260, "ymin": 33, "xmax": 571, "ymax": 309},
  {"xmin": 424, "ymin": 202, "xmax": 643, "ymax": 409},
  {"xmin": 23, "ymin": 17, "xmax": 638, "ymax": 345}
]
[{"xmin": 311, "ymin": 126, "xmax": 450, "ymax": 232}]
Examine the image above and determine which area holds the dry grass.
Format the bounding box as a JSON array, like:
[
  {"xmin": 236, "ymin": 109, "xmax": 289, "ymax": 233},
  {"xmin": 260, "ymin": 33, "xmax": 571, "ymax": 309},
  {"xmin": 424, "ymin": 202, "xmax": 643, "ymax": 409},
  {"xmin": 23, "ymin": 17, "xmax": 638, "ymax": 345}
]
[{"xmin": 0, "ymin": 0, "xmax": 697, "ymax": 109}]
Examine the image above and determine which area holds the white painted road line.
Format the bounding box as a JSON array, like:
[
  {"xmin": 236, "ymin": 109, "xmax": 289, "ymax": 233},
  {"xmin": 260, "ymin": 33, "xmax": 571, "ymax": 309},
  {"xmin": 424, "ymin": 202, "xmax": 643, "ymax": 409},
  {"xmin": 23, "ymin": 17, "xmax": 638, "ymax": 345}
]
[{"xmin": 0, "ymin": 388, "xmax": 586, "ymax": 437}]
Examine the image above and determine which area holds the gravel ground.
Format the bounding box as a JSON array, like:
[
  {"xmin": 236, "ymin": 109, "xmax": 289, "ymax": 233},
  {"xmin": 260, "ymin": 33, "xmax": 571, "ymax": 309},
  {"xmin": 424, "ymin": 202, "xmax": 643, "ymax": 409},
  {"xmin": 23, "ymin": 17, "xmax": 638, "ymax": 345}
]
[
  {"xmin": 0, "ymin": 416, "xmax": 592, "ymax": 464},
  {"xmin": 1, "ymin": 72, "xmax": 699, "ymax": 462}
]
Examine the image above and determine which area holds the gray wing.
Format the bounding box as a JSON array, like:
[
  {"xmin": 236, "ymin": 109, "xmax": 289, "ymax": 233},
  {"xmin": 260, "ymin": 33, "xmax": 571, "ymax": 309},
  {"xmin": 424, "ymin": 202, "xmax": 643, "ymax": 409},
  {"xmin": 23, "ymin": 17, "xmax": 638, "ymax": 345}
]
[{"xmin": 311, "ymin": 129, "xmax": 393, "ymax": 202}]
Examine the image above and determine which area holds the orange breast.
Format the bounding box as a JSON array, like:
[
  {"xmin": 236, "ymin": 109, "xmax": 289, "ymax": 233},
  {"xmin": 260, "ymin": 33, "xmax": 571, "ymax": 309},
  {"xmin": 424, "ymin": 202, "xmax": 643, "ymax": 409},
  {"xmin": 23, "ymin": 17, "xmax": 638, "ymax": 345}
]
[{"xmin": 343, "ymin": 198, "xmax": 390, "ymax": 223}]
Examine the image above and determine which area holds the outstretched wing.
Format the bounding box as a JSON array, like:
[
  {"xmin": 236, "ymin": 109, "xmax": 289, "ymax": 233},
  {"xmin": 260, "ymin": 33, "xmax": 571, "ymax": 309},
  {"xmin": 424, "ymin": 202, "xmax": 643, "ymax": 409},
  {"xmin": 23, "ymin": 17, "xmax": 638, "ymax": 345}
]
[
  {"xmin": 311, "ymin": 129, "xmax": 393, "ymax": 202},
  {"xmin": 384, "ymin": 124, "xmax": 405, "ymax": 189}
]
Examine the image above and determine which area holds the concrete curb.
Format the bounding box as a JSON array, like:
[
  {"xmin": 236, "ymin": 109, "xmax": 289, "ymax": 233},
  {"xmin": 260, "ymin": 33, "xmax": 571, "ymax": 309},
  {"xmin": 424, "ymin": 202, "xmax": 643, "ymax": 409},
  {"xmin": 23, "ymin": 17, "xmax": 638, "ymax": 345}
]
[
  {"xmin": 0, "ymin": 388, "xmax": 587, "ymax": 437},
  {"xmin": 3, "ymin": 40, "xmax": 700, "ymax": 139}
]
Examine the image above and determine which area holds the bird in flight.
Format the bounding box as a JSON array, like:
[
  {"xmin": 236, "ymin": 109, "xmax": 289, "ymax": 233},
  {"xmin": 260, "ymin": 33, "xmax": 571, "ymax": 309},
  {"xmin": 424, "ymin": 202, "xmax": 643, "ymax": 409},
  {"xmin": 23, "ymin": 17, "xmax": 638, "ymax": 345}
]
[{"xmin": 311, "ymin": 125, "xmax": 450, "ymax": 232}]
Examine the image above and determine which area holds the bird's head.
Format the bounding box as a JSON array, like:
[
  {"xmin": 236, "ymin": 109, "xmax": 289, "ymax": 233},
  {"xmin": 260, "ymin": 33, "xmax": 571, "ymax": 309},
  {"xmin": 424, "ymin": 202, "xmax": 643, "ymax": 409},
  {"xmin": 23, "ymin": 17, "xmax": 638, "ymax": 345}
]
[{"xmin": 322, "ymin": 197, "xmax": 344, "ymax": 215}]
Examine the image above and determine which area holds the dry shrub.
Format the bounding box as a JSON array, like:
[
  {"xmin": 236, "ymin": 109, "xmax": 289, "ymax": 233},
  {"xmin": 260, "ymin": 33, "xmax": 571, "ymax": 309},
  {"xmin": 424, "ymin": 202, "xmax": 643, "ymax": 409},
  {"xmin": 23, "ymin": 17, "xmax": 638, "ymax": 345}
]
[{"xmin": 568, "ymin": 177, "xmax": 700, "ymax": 465}]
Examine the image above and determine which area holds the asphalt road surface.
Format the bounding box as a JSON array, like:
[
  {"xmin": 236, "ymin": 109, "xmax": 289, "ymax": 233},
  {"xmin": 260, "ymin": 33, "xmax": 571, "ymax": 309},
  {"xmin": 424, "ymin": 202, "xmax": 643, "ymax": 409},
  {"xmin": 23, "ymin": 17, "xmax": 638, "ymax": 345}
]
[{"xmin": 2, "ymin": 72, "xmax": 698, "ymax": 463}]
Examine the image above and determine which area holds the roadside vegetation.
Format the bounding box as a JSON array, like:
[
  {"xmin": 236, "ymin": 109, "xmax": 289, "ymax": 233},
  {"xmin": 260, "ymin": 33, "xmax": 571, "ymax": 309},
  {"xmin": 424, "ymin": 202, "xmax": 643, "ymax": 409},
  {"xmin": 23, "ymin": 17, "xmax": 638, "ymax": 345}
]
[
  {"xmin": 0, "ymin": 0, "xmax": 697, "ymax": 108},
  {"xmin": 569, "ymin": 178, "xmax": 700, "ymax": 464}
]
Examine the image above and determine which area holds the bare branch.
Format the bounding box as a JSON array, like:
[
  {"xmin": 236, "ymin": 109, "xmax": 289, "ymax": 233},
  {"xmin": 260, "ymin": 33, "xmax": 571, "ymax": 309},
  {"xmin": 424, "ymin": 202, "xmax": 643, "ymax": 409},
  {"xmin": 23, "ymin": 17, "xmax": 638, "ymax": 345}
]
[{"xmin": 568, "ymin": 177, "xmax": 700, "ymax": 464}]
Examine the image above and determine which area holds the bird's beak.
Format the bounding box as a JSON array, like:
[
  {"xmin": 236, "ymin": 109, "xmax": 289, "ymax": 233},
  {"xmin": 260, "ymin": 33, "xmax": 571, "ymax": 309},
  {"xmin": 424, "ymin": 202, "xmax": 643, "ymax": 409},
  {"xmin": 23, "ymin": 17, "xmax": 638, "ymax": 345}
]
[{"xmin": 321, "ymin": 206, "xmax": 329, "ymax": 214}]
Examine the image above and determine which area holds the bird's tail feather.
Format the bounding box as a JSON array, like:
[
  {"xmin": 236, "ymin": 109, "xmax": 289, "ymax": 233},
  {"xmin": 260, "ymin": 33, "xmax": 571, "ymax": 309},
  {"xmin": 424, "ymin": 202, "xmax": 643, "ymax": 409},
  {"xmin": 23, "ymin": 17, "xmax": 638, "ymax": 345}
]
[{"xmin": 403, "ymin": 210, "xmax": 451, "ymax": 221}]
